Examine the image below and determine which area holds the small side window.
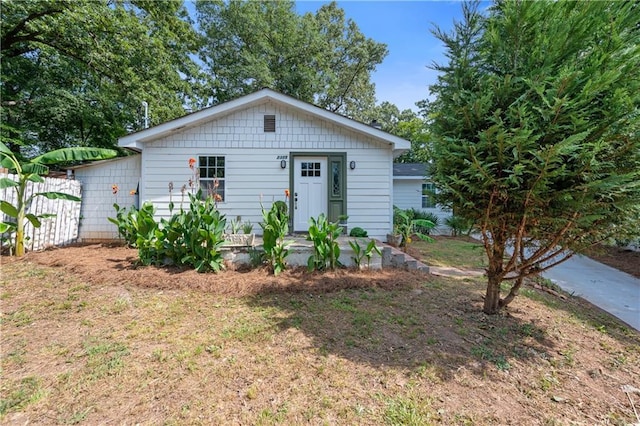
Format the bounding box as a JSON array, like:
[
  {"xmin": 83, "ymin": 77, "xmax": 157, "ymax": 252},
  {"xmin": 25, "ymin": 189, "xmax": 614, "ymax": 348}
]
[{"xmin": 422, "ymin": 182, "xmax": 436, "ymax": 208}]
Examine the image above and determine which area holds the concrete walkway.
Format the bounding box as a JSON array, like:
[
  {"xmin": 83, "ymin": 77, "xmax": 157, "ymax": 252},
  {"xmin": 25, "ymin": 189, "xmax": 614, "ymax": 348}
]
[{"xmin": 542, "ymin": 254, "xmax": 640, "ymax": 331}]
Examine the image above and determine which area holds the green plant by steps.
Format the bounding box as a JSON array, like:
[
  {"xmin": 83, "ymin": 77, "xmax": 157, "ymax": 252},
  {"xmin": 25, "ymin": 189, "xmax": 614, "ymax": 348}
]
[
  {"xmin": 260, "ymin": 200, "xmax": 291, "ymax": 275},
  {"xmin": 241, "ymin": 220, "xmax": 253, "ymax": 234},
  {"xmin": 349, "ymin": 227, "xmax": 368, "ymax": 237},
  {"xmin": 394, "ymin": 209, "xmax": 435, "ymax": 252},
  {"xmin": 307, "ymin": 213, "xmax": 343, "ymax": 271},
  {"xmin": 349, "ymin": 238, "xmax": 381, "ymax": 269},
  {"xmin": 0, "ymin": 140, "xmax": 116, "ymax": 256},
  {"xmin": 407, "ymin": 209, "xmax": 439, "ymax": 235}
]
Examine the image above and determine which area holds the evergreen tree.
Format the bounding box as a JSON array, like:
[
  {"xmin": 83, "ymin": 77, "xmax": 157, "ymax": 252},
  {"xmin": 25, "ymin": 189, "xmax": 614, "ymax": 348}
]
[{"xmin": 427, "ymin": 1, "xmax": 640, "ymax": 314}]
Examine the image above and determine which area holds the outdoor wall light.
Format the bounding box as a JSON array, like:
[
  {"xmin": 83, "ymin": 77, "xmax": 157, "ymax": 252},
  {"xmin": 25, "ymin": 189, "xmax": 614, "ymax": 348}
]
[
  {"xmin": 280, "ymin": 159, "xmax": 287, "ymax": 169},
  {"xmin": 349, "ymin": 161, "xmax": 356, "ymax": 170}
]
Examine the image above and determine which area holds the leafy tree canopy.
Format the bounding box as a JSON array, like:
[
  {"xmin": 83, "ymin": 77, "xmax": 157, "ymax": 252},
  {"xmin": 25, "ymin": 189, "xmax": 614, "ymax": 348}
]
[
  {"xmin": 196, "ymin": 0, "xmax": 388, "ymax": 120},
  {"xmin": 1, "ymin": 0, "xmax": 202, "ymax": 153},
  {"xmin": 366, "ymin": 101, "xmax": 431, "ymax": 164},
  {"xmin": 427, "ymin": 1, "xmax": 640, "ymax": 314}
]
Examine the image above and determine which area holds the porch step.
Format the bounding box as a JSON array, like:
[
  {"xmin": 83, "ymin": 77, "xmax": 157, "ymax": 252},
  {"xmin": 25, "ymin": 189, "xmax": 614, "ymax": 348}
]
[{"xmin": 381, "ymin": 246, "xmax": 430, "ymax": 273}]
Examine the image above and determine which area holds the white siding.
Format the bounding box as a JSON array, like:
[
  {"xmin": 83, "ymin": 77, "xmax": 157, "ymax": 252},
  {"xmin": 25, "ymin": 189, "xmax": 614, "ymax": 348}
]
[
  {"xmin": 74, "ymin": 155, "xmax": 141, "ymax": 241},
  {"xmin": 393, "ymin": 180, "xmax": 423, "ymax": 210},
  {"xmin": 140, "ymin": 101, "xmax": 394, "ymax": 239},
  {"xmin": 392, "ymin": 178, "xmax": 451, "ymax": 234}
]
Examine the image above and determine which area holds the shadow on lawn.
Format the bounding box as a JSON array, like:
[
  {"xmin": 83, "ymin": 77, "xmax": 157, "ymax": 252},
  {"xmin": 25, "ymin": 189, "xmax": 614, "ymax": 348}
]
[{"xmin": 246, "ymin": 271, "xmax": 560, "ymax": 380}]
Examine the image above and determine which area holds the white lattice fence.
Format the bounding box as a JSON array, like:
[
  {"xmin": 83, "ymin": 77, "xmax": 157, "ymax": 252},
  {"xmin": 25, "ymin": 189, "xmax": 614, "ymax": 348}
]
[{"xmin": 1, "ymin": 172, "xmax": 82, "ymax": 252}]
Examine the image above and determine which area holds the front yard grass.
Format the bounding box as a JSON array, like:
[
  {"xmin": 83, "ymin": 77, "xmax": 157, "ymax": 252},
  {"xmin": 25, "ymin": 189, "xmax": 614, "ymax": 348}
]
[
  {"xmin": 412, "ymin": 236, "xmax": 486, "ymax": 269},
  {"xmin": 1, "ymin": 241, "xmax": 639, "ymax": 424}
]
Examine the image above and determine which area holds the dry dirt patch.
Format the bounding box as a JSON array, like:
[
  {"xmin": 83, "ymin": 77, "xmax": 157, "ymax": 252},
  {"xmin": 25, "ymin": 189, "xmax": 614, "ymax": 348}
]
[{"xmin": 1, "ymin": 243, "xmax": 639, "ymax": 425}]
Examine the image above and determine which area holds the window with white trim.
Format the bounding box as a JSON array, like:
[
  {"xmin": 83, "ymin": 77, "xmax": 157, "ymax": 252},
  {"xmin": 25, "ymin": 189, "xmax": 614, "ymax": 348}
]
[
  {"xmin": 199, "ymin": 156, "xmax": 225, "ymax": 201},
  {"xmin": 422, "ymin": 182, "xmax": 436, "ymax": 208}
]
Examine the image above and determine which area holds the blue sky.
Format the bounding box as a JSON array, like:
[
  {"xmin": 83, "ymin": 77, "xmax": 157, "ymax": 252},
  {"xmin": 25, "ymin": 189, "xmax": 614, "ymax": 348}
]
[
  {"xmin": 295, "ymin": 1, "xmax": 464, "ymax": 112},
  {"xmin": 187, "ymin": 1, "xmax": 466, "ymax": 112}
]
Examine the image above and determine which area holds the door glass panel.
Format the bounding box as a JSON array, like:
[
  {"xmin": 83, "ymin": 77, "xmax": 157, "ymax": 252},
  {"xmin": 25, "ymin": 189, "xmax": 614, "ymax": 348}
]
[
  {"xmin": 332, "ymin": 161, "xmax": 340, "ymax": 196},
  {"xmin": 301, "ymin": 162, "xmax": 321, "ymax": 177}
]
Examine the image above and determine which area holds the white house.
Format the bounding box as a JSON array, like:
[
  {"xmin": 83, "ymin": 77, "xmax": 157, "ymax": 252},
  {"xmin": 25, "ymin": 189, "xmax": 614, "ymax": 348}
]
[
  {"xmin": 392, "ymin": 163, "xmax": 450, "ymax": 233},
  {"xmin": 72, "ymin": 89, "xmax": 412, "ymax": 241}
]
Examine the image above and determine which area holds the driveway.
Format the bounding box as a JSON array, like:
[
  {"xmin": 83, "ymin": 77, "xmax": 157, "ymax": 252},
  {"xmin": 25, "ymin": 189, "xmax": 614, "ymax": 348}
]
[{"xmin": 542, "ymin": 254, "xmax": 640, "ymax": 331}]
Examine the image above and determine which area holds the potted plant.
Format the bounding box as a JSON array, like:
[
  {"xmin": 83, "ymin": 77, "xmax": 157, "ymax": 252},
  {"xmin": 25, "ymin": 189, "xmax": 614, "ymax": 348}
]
[{"xmin": 224, "ymin": 217, "xmax": 255, "ymax": 246}]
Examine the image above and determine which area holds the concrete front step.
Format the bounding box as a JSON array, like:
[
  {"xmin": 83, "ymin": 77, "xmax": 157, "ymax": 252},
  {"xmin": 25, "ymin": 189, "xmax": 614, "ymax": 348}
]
[
  {"xmin": 222, "ymin": 235, "xmax": 428, "ymax": 272},
  {"xmin": 381, "ymin": 246, "xmax": 430, "ymax": 272}
]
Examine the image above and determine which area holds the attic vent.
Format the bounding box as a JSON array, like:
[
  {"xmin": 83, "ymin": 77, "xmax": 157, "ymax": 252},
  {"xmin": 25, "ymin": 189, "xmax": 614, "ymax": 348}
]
[{"xmin": 264, "ymin": 115, "xmax": 276, "ymax": 132}]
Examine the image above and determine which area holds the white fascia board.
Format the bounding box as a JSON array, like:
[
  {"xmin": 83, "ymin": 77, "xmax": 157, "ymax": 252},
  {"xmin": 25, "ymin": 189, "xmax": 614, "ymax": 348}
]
[
  {"xmin": 118, "ymin": 88, "xmax": 412, "ymax": 151},
  {"xmin": 393, "ymin": 175, "xmax": 428, "ymax": 181},
  {"xmin": 118, "ymin": 91, "xmax": 269, "ymax": 148}
]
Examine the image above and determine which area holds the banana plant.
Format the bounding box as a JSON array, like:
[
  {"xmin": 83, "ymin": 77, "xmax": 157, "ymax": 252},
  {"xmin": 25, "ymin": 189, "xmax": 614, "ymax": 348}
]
[{"xmin": 0, "ymin": 141, "xmax": 117, "ymax": 256}]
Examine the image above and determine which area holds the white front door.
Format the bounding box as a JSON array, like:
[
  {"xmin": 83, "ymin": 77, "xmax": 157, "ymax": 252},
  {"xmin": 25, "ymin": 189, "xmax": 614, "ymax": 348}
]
[{"xmin": 293, "ymin": 157, "xmax": 327, "ymax": 232}]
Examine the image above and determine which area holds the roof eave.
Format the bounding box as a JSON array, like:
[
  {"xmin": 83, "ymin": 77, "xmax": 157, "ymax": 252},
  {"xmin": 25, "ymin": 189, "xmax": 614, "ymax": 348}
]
[{"xmin": 118, "ymin": 88, "xmax": 412, "ymax": 151}]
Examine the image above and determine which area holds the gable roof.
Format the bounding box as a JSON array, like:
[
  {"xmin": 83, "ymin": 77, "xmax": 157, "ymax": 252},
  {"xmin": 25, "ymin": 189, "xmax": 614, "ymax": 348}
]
[{"xmin": 118, "ymin": 88, "xmax": 411, "ymax": 152}]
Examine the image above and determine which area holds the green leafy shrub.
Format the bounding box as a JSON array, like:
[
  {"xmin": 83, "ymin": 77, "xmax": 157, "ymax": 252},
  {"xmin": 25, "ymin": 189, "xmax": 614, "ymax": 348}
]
[
  {"xmin": 307, "ymin": 214, "xmax": 343, "ymax": 271},
  {"xmin": 394, "ymin": 209, "xmax": 435, "ymax": 252},
  {"xmin": 108, "ymin": 204, "xmax": 139, "ymax": 247},
  {"xmin": 407, "ymin": 208, "xmax": 439, "ymax": 235},
  {"xmin": 132, "ymin": 202, "xmax": 162, "ymax": 266},
  {"xmin": 163, "ymin": 191, "xmax": 227, "ymax": 272},
  {"xmin": 349, "ymin": 238, "xmax": 381, "ymax": 269},
  {"xmin": 260, "ymin": 200, "xmax": 291, "ymax": 275},
  {"xmin": 445, "ymin": 215, "xmax": 474, "ymax": 237},
  {"xmin": 349, "ymin": 227, "xmax": 368, "ymax": 237},
  {"xmin": 109, "ymin": 191, "xmax": 227, "ymax": 273}
]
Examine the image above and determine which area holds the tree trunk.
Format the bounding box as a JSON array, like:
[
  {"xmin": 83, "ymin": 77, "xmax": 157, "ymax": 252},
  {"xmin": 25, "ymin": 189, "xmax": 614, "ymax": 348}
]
[
  {"xmin": 483, "ymin": 246, "xmax": 505, "ymax": 314},
  {"xmin": 499, "ymin": 276, "xmax": 524, "ymax": 308},
  {"xmin": 483, "ymin": 273, "xmax": 502, "ymax": 314}
]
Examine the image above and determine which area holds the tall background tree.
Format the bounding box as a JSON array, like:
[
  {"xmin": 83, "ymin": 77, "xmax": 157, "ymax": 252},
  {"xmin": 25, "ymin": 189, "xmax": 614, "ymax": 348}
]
[
  {"xmin": 2, "ymin": 0, "xmax": 422, "ymax": 162},
  {"xmin": 196, "ymin": 0, "xmax": 388, "ymax": 120},
  {"xmin": 367, "ymin": 101, "xmax": 431, "ymax": 164},
  {"xmin": 427, "ymin": 1, "xmax": 640, "ymax": 314},
  {"xmin": 1, "ymin": 0, "xmax": 202, "ymax": 152}
]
